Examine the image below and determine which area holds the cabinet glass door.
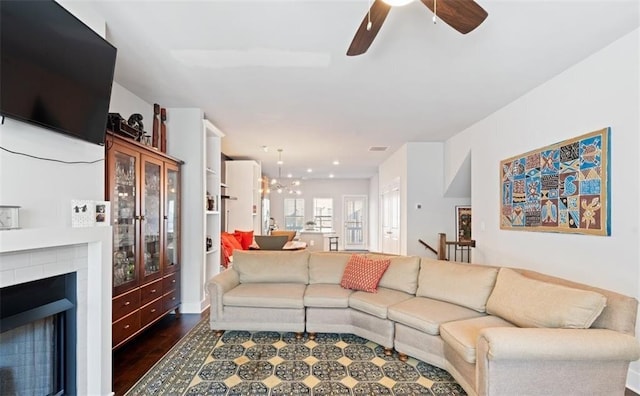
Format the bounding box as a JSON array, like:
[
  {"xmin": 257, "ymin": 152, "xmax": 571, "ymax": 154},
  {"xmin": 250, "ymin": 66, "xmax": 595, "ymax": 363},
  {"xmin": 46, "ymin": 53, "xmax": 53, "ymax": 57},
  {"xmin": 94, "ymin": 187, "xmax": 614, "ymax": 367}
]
[
  {"xmin": 142, "ymin": 157, "xmax": 163, "ymax": 281},
  {"xmin": 112, "ymin": 148, "xmax": 138, "ymax": 291},
  {"xmin": 164, "ymin": 164, "xmax": 180, "ymax": 273}
]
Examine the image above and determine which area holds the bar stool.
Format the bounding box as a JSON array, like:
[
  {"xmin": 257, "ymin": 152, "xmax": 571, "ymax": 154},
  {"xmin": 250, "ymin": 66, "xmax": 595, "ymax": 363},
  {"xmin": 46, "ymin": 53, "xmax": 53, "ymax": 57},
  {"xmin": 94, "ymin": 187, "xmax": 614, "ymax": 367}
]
[{"xmin": 328, "ymin": 236, "xmax": 339, "ymax": 251}]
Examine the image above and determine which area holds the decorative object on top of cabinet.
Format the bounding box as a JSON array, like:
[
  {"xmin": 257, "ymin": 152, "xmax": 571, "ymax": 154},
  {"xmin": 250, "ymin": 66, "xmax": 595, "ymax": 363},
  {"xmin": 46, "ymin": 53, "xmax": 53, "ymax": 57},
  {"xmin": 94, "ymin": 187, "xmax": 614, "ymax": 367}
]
[
  {"xmin": 0, "ymin": 205, "xmax": 20, "ymax": 230},
  {"xmin": 160, "ymin": 108, "xmax": 167, "ymax": 153},
  {"xmin": 106, "ymin": 132, "xmax": 183, "ymax": 349},
  {"xmin": 152, "ymin": 104, "xmax": 160, "ymax": 149},
  {"xmin": 107, "ymin": 113, "xmax": 140, "ymax": 140},
  {"xmin": 127, "ymin": 113, "xmax": 144, "ymax": 133}
]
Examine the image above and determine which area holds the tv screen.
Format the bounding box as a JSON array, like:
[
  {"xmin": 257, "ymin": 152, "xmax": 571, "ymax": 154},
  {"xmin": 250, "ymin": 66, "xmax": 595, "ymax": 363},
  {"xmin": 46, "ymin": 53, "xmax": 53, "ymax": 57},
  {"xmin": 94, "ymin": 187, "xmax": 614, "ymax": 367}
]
[{"xmin": 0, "ymin": 0, "xmax": 117, "ymax": 145}]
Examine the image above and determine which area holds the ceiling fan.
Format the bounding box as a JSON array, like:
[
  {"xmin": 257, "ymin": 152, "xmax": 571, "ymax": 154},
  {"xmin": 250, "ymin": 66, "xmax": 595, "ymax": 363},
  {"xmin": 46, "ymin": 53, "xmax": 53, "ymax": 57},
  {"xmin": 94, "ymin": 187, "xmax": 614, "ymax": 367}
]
[{"xmin": 347, "ymin": 0, "xmax": 488, "ymax": 56}]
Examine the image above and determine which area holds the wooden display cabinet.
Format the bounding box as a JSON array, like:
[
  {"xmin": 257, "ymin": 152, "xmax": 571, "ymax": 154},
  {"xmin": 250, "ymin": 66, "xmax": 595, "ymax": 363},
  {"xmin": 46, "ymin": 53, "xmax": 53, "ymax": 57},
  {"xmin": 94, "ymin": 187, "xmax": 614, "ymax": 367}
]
[{"xmin": 106, "ymin": 132, "xmax": 182, "ymax": 349}]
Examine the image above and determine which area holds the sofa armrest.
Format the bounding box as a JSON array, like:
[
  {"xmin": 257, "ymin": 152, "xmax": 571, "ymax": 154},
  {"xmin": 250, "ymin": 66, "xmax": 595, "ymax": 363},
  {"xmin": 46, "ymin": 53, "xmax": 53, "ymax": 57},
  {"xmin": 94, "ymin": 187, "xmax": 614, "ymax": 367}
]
[
  {"xmin": 479, "ymin": 327, "xmax": 640, "ymax": 361},
  {"xmin": 206, "ymin": 269, "xmax": 240, "ymax": 320}
]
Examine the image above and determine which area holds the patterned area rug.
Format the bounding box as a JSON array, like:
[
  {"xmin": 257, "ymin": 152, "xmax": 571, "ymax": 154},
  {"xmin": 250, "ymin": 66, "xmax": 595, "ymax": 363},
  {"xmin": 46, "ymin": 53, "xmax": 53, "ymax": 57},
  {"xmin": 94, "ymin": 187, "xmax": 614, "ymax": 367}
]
[{"xmin": 125, "ymin": 314, "xmax": 466, "ymax": 395}]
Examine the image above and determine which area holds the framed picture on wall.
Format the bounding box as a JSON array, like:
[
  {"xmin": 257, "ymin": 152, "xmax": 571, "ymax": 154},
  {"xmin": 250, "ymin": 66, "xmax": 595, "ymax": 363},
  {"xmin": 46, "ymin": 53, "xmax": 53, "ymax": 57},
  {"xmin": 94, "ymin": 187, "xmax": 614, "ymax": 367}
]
[{"xmin": 455, "ymin": 205, "xmax": 472, "ymax": 247}]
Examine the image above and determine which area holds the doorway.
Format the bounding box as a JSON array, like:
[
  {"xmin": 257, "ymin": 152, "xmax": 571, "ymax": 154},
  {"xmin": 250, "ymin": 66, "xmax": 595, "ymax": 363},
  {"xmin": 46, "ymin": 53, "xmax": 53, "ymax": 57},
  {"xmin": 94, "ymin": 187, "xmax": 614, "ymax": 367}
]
[
  {"xmin": 381, "ymin": 181, "xmax": 400, "ymax": 255},
  {"xmin": 343, "ymin": 195, "xmax": 367, "ymax": 250}
]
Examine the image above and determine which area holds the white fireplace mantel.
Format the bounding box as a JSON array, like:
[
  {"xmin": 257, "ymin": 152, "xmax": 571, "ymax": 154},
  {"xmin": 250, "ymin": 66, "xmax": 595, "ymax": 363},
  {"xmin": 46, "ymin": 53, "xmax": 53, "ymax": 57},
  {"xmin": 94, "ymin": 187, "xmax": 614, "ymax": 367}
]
[{"xmin": 0, "ymin": 226, "xmax": 113, "ymax": 395}]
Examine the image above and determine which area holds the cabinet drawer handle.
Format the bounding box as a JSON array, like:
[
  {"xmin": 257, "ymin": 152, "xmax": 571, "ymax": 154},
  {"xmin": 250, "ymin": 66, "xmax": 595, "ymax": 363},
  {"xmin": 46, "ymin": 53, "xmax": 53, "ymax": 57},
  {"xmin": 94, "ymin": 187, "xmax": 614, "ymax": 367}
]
[
  {"xmin": 171, "ymin": 297, "xmax": 176, "ymax": 301},
  {"xmin": 151, "ymin": 289, "xmax": 156, "ymax": 293},
  {"xmin": 124, "ymin": 324, "xmax": 130, "ymax": 329},
  {"xmin": 124, "ymin": 301, "xmax": 130, "ymax": 306},
  {"xmin": 151, "ymin": 309, "xmax": 156, "ymax": 313},
  {"xmin": 171, "ymin": 280, "xmax": 176, "ymax": 283}
]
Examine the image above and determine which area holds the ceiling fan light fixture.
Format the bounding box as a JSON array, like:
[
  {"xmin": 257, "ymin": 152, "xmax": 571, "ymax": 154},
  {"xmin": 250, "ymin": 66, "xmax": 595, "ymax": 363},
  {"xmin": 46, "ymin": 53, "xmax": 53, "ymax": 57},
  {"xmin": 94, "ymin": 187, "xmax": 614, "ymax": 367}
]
[{"xmin": 382, "ymin": 0, "xmax": 414, "ymax": 6}]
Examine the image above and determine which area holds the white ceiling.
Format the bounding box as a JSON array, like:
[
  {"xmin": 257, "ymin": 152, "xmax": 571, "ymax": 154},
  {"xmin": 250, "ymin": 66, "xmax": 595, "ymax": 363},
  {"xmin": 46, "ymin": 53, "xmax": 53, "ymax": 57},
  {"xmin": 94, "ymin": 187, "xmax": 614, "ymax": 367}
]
[{"xmin": 70, "ymin": 0, "xmax": 639, "ymax": 180}]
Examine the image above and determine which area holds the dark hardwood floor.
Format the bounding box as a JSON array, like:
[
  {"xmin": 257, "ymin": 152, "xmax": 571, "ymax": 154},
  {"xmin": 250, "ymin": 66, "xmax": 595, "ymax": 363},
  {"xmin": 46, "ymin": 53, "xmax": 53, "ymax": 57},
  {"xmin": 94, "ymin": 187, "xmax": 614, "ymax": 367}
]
[
  {"xmin": 112, "ymin": 312, "xmax": 204, "ymax": 396},
  {"xmin": 111, "ymin": 312, "xmax": 640, "ymax": 396}
]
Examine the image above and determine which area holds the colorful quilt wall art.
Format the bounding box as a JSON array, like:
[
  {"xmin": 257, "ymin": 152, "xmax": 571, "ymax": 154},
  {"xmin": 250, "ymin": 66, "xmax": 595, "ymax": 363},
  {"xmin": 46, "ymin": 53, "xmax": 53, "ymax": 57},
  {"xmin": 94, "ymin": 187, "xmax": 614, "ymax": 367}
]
[{"xmin": 500, "ymin": 127, "xmax": 610, "ymax": 236}]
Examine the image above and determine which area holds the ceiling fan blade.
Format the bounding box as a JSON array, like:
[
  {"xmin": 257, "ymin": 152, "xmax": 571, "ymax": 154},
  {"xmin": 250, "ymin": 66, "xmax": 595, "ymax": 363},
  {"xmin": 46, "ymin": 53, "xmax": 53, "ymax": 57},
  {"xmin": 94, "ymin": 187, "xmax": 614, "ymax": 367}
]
[
  {"xmin": 420, "ymin": 0, "xmax": 488, "ymax": 34},
  {"xmin": 347, "ymin": 0, "xmax": 392, "ymax": 56}
]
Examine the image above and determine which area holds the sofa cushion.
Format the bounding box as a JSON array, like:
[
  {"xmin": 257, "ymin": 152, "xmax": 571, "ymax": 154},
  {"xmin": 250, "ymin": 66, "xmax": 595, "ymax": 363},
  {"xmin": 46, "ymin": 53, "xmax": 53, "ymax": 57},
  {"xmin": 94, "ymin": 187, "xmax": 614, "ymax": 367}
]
[
  {"xmin": 417, "ymin": 259, "xmax": 498, "ymax": 312},
  {"xmin": 223, "ymin": 283, "xmax": 306, "ymax": 309},
  {"xmin": 309, "ymin": 252, "xmax": 352, "ymax": 284},
  {"xmin": 233, "ymin": 250, "xmax": 310, "ymax": 284},
  {"xmin": 340, "ymin": 254, "xmax": 391, "ymax": 293},
  {"xmin": 367, "ymin": 254, "xmax": 421, "ymax": 294},
  {"xmin": 486, "ymin": 268, "xmax": 607, "ymax": 328},
  {"xmin": 349, "ymin": 287, "xmax": 413, "ymax": 319},
  {"xmin": 440, "ymin": 315, "xmax": 516, "ymax": 364},
  {"xmin": 388, "ymin": 297, "xmax": 486, "ymax": 336},
  {"xmin": 304, "ymin": 284, "xmax": 353, "ymax": 308}
]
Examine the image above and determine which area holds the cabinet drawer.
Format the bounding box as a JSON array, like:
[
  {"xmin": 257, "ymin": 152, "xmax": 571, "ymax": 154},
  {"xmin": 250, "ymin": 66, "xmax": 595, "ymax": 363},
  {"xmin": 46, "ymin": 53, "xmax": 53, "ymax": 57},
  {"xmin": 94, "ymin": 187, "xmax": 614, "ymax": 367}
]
[
  {"xmin": 140, "ymin": 298, "xmax": 164, "ymax": 326},
  {"xmin": 140, "ymin": 279, "xmax": 163, "ymax": 306},
  {"xmin": 113, "ymin": 311, "xmax": 140, "ymax": 347},
  {"xmin": 163, "ymin": 272, "xmax": 179, "ymax": 292},
  {"xmin": 112, "ymin": 289, "xmax": 141, "ymax": 321},
  {"xmin": 163, "ymin": 288, "xmax": 180, "ymax": 312}
]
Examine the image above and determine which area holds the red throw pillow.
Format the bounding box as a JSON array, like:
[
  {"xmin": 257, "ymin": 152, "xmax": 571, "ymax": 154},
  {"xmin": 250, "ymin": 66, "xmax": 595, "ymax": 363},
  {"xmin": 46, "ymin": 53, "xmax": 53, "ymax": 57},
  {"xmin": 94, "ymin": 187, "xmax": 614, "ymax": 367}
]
[
  {"xmin": 340, "ymin": 254, "xmax": 391, "ymax": 293},
  {"xmin": 234, "ymin": 230, "xmax": 254, "ymax": 250},
  {"xmin": 220, "ymin": 237, "xmax": 233, "ymax": 268},
  {"xmin": 222, "ymin": 232, "xmax": 243, "ymax": 250}
]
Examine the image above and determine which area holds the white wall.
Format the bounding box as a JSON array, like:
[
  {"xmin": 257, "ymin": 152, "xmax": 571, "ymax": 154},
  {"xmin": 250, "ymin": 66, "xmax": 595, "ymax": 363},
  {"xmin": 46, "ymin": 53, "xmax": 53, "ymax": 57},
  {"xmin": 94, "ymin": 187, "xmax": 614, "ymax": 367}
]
[
  {"xmin": 368, "ymin": 175, "xmax": 380, "ymax": 252},
  {"xmin": 268, "ymin": 178, "xmax": 370, "ymax": 249},
  {"xmin": 445, "ymin": 29, "xmax": 639, "ymax": 390},
  {"xmin": 379, "ymin": 145, "xmax": 408, "ymax": 254},
  {"xmin": 406, "ymin": 143, "xmax": 470, "ymax": 257},
  {"xmin": 109, "ymin": 82, "xmax": 154, "ymax": 129},
  {"xmin": 165, "ymin": 108, "xmax": 209, "ymax": 313},
  {"xmin": 378, "ymin": 143, "xmax": 470, "ymax": 257},
  {"xmin": 0, "ymin": 119, "xmax": 105, "ymax": 228}
]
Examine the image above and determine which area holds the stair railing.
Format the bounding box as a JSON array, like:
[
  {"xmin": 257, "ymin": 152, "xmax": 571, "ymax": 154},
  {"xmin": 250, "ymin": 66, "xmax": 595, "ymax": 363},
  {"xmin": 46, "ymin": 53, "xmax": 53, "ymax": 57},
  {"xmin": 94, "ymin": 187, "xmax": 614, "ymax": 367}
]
[{"xmin": 419, "ymin": 233, "xmax": 476, "ymax": 263}]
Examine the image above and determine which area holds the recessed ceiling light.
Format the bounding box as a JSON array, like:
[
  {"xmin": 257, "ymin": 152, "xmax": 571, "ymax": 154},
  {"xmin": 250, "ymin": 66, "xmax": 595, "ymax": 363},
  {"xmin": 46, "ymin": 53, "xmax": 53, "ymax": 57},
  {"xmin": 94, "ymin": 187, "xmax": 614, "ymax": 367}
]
[
  {"xmin": 333, "ymin": 160, "xmax": 340, "ymax": 165},
  {"xmin": 287, "ymin": 173, "xmax": 292, "ymax": 178},
  {"xmin": 329, "ymin": 173, "xmax": 335, "ymax": 178},
  {"xmin": 307, "ymin": 168, "xmax": 313, "ymax": 173}
]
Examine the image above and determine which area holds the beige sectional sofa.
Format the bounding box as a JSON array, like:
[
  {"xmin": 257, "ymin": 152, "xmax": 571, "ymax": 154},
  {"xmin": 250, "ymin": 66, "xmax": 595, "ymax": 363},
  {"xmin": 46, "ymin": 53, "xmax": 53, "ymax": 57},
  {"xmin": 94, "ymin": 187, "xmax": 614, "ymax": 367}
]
[{"xmin": 206, "ymin": 250, "xmax": 640, "ymax": 396}]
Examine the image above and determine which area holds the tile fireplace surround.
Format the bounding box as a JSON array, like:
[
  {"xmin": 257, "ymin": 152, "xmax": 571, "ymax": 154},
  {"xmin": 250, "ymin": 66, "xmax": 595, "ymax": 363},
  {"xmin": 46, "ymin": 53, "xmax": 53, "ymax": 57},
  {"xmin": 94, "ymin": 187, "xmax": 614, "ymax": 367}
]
[{"xmin": 0, "ymin": 226, "xmax": 112, "ymax": 395}]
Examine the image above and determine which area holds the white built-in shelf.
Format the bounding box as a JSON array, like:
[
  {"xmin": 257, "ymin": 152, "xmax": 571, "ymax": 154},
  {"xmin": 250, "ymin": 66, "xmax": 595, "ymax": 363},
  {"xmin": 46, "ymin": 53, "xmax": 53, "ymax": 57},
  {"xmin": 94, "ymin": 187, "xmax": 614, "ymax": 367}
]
[
  {"xmin": 206, "ymin": 210, "xmax": 220, "ymax": 215},
  {"xmin": 206, "ymin": 248, "xmax": 219, "ymax": 255},
  {"xmin": 206, "ymin": 168, "xmax": 217, "ymax": 175},
  {"xmin": 220, "ymin": 182, "xmax": 228, "ymax": 188}
]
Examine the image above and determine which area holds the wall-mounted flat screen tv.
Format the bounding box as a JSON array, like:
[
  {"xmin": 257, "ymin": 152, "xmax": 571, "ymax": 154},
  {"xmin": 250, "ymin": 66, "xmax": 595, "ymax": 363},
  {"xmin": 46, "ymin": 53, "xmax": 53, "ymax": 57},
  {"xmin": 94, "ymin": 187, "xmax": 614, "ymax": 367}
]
[{"xmin": 0, "ymin": 0, "xmax": 117, "ymax": 145}]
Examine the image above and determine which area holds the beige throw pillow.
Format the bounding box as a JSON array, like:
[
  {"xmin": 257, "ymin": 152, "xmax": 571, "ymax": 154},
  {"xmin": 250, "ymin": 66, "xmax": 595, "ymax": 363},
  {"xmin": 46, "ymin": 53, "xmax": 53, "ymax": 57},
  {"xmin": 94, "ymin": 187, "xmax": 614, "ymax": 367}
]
[
  {"xmin": 368, "ymin": 254, "xmax": 421, "ymax": 294},
  {"xmin": 416, "ymin": 259, "xmax": 498, "ymax": 312},
  {"xmin": 486, "ymin": 268, "xmax": 607, "ymax": 328}
]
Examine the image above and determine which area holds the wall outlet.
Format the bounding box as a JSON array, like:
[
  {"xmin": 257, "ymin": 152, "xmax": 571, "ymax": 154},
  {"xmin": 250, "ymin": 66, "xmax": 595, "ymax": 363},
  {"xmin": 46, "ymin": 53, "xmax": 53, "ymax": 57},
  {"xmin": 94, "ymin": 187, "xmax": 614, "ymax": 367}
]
[{"xmin": 310, "ymin": 240, "xmax": 315, "ymax": 246}]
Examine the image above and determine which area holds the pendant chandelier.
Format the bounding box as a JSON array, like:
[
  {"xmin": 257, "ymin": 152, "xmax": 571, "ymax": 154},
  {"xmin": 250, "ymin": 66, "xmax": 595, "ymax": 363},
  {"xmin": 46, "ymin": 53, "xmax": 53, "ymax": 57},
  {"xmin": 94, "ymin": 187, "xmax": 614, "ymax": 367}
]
[{"xmin": 270, "ymin": 149, "xmax": 302, "ymax": 195}]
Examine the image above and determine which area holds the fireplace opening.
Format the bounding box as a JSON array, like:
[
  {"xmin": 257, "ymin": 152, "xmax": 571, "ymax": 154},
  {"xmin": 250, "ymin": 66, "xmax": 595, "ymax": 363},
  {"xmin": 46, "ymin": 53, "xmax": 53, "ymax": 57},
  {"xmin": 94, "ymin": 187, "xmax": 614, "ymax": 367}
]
[{"xmin": 0, "ymin": 273, "xmax": 77, "ymax": 395}]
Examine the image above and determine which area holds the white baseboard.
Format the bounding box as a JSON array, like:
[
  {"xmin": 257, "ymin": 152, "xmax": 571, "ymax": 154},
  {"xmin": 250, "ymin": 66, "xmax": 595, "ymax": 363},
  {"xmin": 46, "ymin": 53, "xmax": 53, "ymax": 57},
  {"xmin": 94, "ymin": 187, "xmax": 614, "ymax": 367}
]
[
  {"xmin": 628, "ymin": 366, "xmax": 640, "ymax": 394},
  {"xmin": 200, "ymin": 299, "xmax": 211, "ymax": 313},
  {"xmin": 180, "ymin": 301, "xmax": 203, "ymax": 314}
]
